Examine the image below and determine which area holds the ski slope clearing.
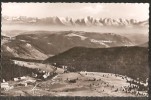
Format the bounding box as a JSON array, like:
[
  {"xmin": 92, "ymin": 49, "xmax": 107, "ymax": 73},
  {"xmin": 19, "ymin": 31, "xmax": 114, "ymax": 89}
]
[{"xmin": 13, "ymin": 60, "xmax": 64, "ymax": 73}]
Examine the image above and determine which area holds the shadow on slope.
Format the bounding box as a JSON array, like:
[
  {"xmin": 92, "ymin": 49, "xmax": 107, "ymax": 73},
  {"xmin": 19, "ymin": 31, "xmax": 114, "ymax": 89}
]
[{"xmin": 44, "ymin": 46, "xmax": 149, "ymax": 82}]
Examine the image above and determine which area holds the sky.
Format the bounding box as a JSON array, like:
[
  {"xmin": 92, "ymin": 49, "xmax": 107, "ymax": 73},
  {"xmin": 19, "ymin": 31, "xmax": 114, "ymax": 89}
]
[{"xmin": 2, "ymin": 3, "xmax": 149, "ymax": 21}]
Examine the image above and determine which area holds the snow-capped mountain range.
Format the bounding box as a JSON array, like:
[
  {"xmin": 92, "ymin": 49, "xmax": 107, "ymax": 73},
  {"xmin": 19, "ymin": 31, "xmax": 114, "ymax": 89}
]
[{"xmin": 2, "ymin": 16, "xmax": 149, "ymax": 27}]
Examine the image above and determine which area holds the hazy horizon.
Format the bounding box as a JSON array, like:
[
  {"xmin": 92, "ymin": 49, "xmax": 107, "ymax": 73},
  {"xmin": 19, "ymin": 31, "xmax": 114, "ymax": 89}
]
[{"xmin": 2, "ymin": 3, "xmax": 149, "ymax": 21}]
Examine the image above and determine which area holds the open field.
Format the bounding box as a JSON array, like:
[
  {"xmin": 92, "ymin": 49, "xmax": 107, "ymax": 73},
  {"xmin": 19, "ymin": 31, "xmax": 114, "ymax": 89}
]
[{"xmin": 1, "ymin": 72, "xmax": 148, "ymax": 97}]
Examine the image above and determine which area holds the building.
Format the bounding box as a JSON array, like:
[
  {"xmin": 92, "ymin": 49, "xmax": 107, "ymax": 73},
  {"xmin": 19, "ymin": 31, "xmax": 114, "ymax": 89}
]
[{"xmin": 1, "ymin": 82, "xmax": 13, "ymax": 91}]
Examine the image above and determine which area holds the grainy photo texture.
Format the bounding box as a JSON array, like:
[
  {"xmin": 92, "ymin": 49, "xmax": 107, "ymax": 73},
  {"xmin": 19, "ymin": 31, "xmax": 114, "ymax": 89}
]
[{"xmin": 1, "ymin": 3, "xmax": 149, "ymax": 97}]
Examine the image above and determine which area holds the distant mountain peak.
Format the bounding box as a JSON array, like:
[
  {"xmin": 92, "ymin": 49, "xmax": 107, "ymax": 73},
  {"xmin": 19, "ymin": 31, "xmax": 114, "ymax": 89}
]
[{"xmin": 2, "ymin": 16, "xmax": 149, "ymax": 27}]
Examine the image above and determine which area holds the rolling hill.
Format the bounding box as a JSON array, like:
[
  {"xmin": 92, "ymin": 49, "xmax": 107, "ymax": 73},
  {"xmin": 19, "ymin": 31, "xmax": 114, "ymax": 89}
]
[
  {"xmin": 1, "ymin": 31, "xmax": 134, "ymax": 59},
  {"xmin": 44, "ymin": 46, "xmax": 149, "ymax": 82}
]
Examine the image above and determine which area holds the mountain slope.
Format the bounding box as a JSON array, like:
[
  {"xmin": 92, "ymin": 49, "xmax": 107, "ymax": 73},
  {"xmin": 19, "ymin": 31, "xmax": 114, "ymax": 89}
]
[
  {"xmin": 44, "ymin": 46, "xmax": 149, "ymax": 82},
  {"xmin": 1, "ymin": 31, "xmax": 134, "ymax": 59},
  {"xmin": 1, "ymin": 39, "xmax": 48, "ymax": 60},
  {"xmin": 1, "ymin": 56, "xmax": 38, "ymax": 82}
]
